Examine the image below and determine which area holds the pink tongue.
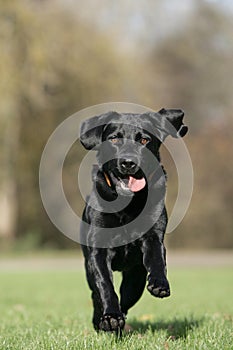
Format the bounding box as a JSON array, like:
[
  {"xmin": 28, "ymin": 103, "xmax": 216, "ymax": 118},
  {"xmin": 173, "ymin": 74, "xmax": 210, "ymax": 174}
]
[{"xmin": 128, "ymin": 176, "xmax": 146, "ymax": 192}]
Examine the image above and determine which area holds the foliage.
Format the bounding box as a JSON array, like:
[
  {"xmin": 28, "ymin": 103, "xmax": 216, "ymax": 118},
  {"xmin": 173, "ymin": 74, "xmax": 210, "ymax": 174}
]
[
  {"xmin": 0, "ymin": 0, "xmax": 232, "ymax": 249},
  {"xmin": 147, "ymin": 2, "xmax": 233, "ymax": 130},
  {"xmin": 0, "ymin": 0, "xmax": 141, "ymax": 246},
  {"xmin": 165, "ymin": 122, "xmax": 233, "ymax": 249}
]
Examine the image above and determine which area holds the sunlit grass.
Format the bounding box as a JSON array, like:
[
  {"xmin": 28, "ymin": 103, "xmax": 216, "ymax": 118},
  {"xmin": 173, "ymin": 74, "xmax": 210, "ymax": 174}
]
[{"xmin": 0, "ymin": 267, "xmax": 232, "ymax": 349}]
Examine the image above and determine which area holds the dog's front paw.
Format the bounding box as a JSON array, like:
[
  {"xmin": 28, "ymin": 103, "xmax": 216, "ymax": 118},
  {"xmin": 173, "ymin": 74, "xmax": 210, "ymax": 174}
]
[
  {"xmin": 99, "ymin": 314, "xmax": 125, "ymax": 332},
  {"xmin": 147, "ymin": 278, "xmax": 170, "ymax": 298}
]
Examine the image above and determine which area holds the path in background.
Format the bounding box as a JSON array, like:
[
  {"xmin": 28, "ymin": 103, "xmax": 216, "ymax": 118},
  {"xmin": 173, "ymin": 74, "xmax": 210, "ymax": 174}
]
[{"xmin": 0, "ymin": 251, "xmax": 232, "ymax": 271}]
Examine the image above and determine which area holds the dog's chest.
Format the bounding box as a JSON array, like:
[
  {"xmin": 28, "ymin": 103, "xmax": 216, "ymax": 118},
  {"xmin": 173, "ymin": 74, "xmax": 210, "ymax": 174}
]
[{"xmin": 110, "ymin": 244, "xmax": 142, "ymax": 271}]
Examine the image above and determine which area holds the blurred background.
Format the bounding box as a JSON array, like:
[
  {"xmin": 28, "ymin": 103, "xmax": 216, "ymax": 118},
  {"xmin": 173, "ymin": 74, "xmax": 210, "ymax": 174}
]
[{"xmin": 0, "ymin": 0, "xmax": 232, "ymax": 253}]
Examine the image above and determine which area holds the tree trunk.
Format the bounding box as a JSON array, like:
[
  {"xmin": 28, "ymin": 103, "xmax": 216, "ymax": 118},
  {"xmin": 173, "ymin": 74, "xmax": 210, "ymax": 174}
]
[{"xmin": 0, "ymin": 115, "xmax": 19, "ymax": 238}]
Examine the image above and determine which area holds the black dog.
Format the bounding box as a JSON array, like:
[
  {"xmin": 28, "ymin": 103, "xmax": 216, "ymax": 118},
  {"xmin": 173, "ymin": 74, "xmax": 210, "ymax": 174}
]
[{"xmin": 79, "ymin": 109, "xmax": 188, "ymax": 333}]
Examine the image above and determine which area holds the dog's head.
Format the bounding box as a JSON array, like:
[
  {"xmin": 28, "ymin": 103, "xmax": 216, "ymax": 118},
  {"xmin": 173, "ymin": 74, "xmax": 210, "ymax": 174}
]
[{"xmin": 80, "ymin": 109, "xmax": 188, "ymax": 195}]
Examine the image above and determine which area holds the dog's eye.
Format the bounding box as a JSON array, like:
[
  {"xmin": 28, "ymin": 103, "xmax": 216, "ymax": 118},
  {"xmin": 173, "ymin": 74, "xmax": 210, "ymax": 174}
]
[
  {"xmin": 110, "ymin": 138, "xmax": 119, "ymax": 144},
  {"xmin": 140, "ymin": 138, "xmax": 149, "ymax": 145}
]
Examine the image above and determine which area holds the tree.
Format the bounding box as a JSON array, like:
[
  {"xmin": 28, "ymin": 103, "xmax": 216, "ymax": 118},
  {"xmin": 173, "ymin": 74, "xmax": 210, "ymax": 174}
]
[
  {"xmin": 0, "ymin": 0, "xmax": 135, "ymax": 245},
  {"xmin": 147, "ymin": 2, "xmax": 233, "ymax": 131}
]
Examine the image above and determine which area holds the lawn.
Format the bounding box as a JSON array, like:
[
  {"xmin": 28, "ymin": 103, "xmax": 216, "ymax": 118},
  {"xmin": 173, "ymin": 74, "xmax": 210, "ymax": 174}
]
[{"xmin": 0, "ymin": 267, "xmax": 232, "ymax": 350}]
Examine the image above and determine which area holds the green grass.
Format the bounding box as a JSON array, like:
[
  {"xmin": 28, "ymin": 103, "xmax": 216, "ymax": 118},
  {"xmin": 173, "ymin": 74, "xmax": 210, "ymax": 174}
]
[{"xmin": 0, "ymin": 267, "xmax": 232, "ymax": 349}]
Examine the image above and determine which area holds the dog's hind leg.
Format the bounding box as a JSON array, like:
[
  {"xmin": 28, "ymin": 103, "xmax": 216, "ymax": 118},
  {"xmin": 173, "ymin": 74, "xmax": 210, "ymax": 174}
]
[{"xmin": 120, "ymin": 264, "xmax": 147, "ymax": 315}]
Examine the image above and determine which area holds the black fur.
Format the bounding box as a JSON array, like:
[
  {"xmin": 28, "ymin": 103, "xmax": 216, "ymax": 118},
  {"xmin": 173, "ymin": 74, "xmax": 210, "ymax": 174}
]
[{"xmin": 79, "ymin": 109, "xmax": 188, "ymax": 333}]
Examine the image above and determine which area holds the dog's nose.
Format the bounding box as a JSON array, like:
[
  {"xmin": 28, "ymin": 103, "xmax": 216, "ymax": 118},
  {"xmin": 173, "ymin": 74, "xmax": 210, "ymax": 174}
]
[{"xmin": 119, "ymin": 159, "xmax": 137, "ymax": 173}]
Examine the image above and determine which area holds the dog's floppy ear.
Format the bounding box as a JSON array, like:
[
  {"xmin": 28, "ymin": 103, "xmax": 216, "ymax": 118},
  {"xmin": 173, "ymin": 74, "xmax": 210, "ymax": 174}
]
[
  {"xmin": 80, "ymin": 111, "xmax": 119, "ymax": 150},
  {"xmin": 148, "ymin": 108, "xmax": 188, "ymax": 141},
  {"xmin": 158, "ymin": 108, "xmax": 188, "ymax": 138}
]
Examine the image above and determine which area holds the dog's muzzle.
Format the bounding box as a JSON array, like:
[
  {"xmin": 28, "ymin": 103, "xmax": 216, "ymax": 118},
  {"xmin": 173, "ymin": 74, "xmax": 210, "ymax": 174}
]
[{"xmin": 115, "ymin": 157, "xmax": 146, "ymax": 194}]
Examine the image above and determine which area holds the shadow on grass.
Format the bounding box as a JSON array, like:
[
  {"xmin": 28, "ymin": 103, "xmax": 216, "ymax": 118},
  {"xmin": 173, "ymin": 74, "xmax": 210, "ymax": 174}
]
[{"xmin": 126, "ymin": 316, "xmax": 203, "ymax": 340}]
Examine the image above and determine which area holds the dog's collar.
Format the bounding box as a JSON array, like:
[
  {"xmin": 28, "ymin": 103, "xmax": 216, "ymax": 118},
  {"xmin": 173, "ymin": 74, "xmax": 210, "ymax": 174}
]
[
  {"xmin": 104, "ymin": 172, "xmax": 112, "ymax": 187},
  {"xmin": 148, "ymin": 168, "xmax": 156, "ymax": 182}
]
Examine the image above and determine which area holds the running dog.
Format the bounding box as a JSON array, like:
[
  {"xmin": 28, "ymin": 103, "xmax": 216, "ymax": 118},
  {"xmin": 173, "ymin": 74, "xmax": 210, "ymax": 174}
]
[{"xmin": 79, "ymin": 109, "xmax": 188, "ymax": 333}]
